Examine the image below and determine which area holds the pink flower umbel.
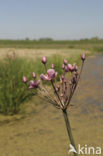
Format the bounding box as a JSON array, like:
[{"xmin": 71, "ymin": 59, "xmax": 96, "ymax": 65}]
[
  {"xmin": 22, "ymin": 54, "xmax": 86, "ymax": 156},
  {"xmin": 39, "ymin": 54, "xmax": 85, "ymax": 110},
  {"xmin": 23, "ymin": 54, "xmax": 86, "ymax": 111}
]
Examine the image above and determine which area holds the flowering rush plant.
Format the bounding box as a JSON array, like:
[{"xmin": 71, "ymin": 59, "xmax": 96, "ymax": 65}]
[{"xmin": 23, "ymin": 54, "xmax": 86, "ymax": 156}]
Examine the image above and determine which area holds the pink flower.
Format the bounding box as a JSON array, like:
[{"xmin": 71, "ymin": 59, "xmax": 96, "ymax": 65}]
[
  {"xmin": 34, "ymin": 80, "xmax": 41, "ymax": 88},
  {"xmin": 40, "ymin": 74, "xmax": 50, "ymax": 81},
  {"xmin": 67, "ymin": 64, "xmax": 73, "ymax": 72},
  {"xmin": 40, "ymin": 69, "xmax": 57, "ymax": 81},
  {"xmin": 63, "ymin": 59, "xmax": 68, "ymax": 65},
  {"xmin": 81, "ymin": 53, "xmax": 85, "ymax": 61},
  {"xmin": 42, "ymin": 56, "xmax": 47, "ymax": 64},
  {"xmin": 22, "ymin": 76, "xmax": 27, "ymax": 83},
  {"xmin": 30, "ymin": 80, "xmax": 35, "ymax": 86},
  {"xmin": 28, "ymin": 85, "xmax": 34, "ymax": 89},
  {"xmin": 32, "ymin": 72, "xmax": 36, "ymax": 78},
  {"xmin": 51, "ymin": 64, "xmax": 55, "ymax": 69},
  {"xmin": 29, "ymin": 80, "xmax": 40, "ymax": 88},
  {"xmin": 47, "ymin": 69, "xmax": 57, "ymax": 79}
]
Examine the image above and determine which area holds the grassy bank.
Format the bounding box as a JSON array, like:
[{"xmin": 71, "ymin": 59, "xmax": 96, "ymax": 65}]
[
  {"xmin": 0, "ymin": 39, "xmax": 103, "ymax": 53},
  {"xmin": 0, "ymin": 50, "xmax": 85, "ymax": 115}
]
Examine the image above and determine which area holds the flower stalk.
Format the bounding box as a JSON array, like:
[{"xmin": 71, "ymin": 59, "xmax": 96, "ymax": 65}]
[
  {"xmin": 22, "ymin": 54, "xmax": 86, "ymax": 155},
  {"xmin": 63, "ymin": 109, "xmax": 77, "ymax": 156}
]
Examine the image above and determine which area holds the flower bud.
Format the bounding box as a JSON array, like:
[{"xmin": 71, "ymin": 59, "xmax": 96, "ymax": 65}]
[
  {"xmin": 51, "ymin": 64, "xmax": 55, "ymax": 69},
  {"xmin": 22, "ymin": 76, "xmax": 27, "ymax": 83},
  {"xmin": 64, "ymin": 66, "xmax": 68, "ymax": 72},
  {"xmin": 56, "ymin": 85, "xmax": 60, "ymax": 92},
  {"xmin": 28, "ymin": 85, "xmax": 34, "ymax": 89},
  {"xmin": 69, "ymin": 81, "xmax": 72, "ymax": 85},
  {"xmin": 73, "ymin": 64, "xmax": 78, "ymax": 71},
  {"xmin": 67, "ymin": 64, "xmax": 73, "ymax": 72},
  {"xmin": 61, "ymin": 75, "xmax": 64, "ymax": 80},
  {"xmin": 42, "ymin": 56, "xmax": 47, "ymax": 64},
  {"xmin": 56, "ymin": 87, "xmax": 59, "ymax": 92},
  {"xmin": 62, "ymin": 63, "xmax": 65, "ymax": 69},
  {"xmin": 32, "ymin": 72, "xmax": 36, "ymax": 79},
  {"xmin": 71, "ymin": 76, "xmax": 76, "ymax": 84},
  {"xmin": 63, "ymin": 59, "xmax": 68, "ymax": 65},
  {"xmin": 30, "ymin": 80, "xmax": 35, "ymax": 87},
  {"xmin": 64, "ymin": 78, "xmax": 67, "ymax": 83},
  {"xmin": 74, "ymin": 71, "xmax": 78, "ymax": 76},
  {"xmin": 81, "ymin": 53, "xmax": 86, "ymax": 61}
]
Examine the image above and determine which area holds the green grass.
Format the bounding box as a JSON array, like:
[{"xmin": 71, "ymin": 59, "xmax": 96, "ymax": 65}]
[
  {"xmin": 0, "ymin": 54, "xmax": 38, "ymax": 115},
  {"xmin": 0, "ymin": 52, "xmax": 83, "ymax": 115},
  {"xmin": 0, "ymin": 39, "xmax": 103, "ymax": 53}
]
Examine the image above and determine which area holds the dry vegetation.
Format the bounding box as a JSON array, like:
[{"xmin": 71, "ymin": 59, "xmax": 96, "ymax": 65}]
[{"xmin": 0, "ymin": 48, "xmax": 90, "ymax": 60}]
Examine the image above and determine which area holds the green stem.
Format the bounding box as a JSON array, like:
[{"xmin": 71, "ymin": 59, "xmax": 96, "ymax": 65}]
[{"xmin": 62, "ymin": 109, "xmax": 77, "ymax": 156}]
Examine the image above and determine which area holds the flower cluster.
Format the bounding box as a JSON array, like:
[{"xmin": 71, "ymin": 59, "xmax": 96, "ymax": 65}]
[
  {"xmin": 23, "ymin": 53, "xmax": 85, "ymax": 110},
  {"xmin": 23, "ymin": 73, "xmax": 41, "ymax": 89}
]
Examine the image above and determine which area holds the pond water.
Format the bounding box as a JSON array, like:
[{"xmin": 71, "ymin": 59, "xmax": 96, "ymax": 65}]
[{"xmin": 77, "ymin": 54, "xmax": 103, "ymax": 115}]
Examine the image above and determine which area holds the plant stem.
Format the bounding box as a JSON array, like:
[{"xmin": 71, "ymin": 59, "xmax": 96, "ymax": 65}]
[{"xmin": 62, "ymin": 109, "xmax": 77, "ymax": 156}]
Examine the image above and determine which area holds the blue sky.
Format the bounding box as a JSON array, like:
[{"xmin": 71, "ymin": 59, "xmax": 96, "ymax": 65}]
[{"xmin": 0, "ymin": 0, "xmax": 103, "ymax": 40}]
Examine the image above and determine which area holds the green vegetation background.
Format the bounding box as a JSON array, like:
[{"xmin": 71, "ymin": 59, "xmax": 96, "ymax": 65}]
[{"xmin": 0, "ymin": 38, "xmax": 103, "ymax": 53}]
